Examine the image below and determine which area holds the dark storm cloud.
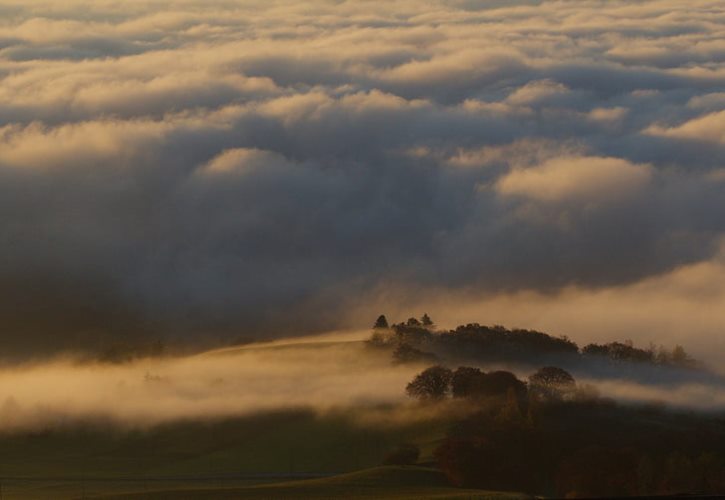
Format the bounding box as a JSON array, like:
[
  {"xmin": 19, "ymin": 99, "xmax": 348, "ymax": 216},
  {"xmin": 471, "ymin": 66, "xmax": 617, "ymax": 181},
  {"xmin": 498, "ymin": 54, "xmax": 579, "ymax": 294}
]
[{"xmin": 0, "ymin": 0, "xmax": 724, "ymax": 356}]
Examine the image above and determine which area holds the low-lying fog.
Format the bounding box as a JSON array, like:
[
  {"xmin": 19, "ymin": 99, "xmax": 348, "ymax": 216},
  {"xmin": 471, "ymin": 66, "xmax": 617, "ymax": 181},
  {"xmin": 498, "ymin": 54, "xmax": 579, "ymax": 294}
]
[{"xmin": 1, "ymin": 332, "xmax": 725, "ymax": 432}]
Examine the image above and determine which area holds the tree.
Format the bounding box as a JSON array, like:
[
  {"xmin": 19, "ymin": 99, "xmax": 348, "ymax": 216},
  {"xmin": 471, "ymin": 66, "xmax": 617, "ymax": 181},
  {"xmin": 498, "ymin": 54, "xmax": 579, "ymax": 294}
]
[
  {"xmin": 406, "ymin": 317, "xmax": 421, "ymax": 327},
  {"xmin": 406, "ymin": 365, "xmax": 453, "ymax": 400},
  {"xmin": 451, "ymin": 366, "xmax": 483, "ymax": 398},
  {"xmin": 650, "ymin": 344, "xmax": 699, "ymax": 368},
  {"xmin": 498, "ymin": 387, "xmax": 525, "ymax": 423},
  {"xmin": 452, "ymin": 367, "xmax": 527, "ymax": 402},
  {"xmin": 367, "ymin": 330, "xmax": 393, "ymax": 347},
  {"xmin": 373, "ymin": 314, "xmax": 389, "ymax": 329},
  {"xmin": 671, "ymin": 345, "xmax": 695, "ymax": 367},
  {"xmin": 393, "ymin": 322, "xmax": 431, "ymax": 346},
  {"xmin": 529, "ymin": 366, "xmax": 576, "ymax": 401},
  {"xmin": 421, "ymin": 313, "xmax": 434, "ymax": 327},
  {"xmin": 482, "ymin": 371, "xmax": 527, "ymax": 400}
]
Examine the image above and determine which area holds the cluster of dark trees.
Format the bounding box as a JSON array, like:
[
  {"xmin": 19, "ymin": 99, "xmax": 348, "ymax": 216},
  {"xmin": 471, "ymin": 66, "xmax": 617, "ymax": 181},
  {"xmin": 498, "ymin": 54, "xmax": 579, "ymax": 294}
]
[
  {"xmin": 402, "ymin": 364, "xmax": 725, "ymax": 497},
  {"xmin": 369, "ymin": 314, "xmax": 700, "ymax": 370},
  {"xmin": 433, "ymin": 397, "xmax": 725, "ymax": 497},
  {"xmin": 583, "ymin": 341, "xmax": 697, "ymax": 367},
  {"xmin": 405, "ymin": 364, "xmax": 575, "ymax": 406}
]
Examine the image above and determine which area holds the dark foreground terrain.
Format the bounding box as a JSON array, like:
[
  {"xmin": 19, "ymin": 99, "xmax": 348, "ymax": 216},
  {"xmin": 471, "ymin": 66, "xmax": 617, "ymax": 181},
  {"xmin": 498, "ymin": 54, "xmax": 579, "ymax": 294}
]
[{"xmin": 96, "ymin": 466, "xmax": 529, "ymax": 499}]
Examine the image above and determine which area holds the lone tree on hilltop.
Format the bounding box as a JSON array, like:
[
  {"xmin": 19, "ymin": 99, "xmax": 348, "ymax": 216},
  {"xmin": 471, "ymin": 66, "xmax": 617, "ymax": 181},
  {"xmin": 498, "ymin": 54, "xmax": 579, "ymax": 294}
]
[
  {"xmin": 421, "ymin": 313, "xmax": 434, "ymax": 327},
  {"xmin": 406, "ymin": 365, "xmax": 453, "ymax": 400},
  {"xmin": 373, "ymin": 314, "xmax": 389, "ymax": 329}
]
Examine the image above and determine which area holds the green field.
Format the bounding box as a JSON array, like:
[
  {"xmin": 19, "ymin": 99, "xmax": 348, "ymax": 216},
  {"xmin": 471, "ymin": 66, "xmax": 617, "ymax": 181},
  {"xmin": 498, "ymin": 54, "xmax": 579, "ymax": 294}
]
[
  {"xmin": 0, "ymin": 408, "xmax": 460, "ymax": 499},
  {"xmin": 0, "ymin": 340, "xmax": 474, "ymax": 498}
]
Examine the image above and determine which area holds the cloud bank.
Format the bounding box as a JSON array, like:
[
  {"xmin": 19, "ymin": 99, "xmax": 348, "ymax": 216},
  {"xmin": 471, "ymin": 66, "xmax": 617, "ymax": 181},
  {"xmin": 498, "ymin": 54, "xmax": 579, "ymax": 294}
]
[{"xmin": 0, "ymin": 0, "xmax": 724, "ymax": 357}]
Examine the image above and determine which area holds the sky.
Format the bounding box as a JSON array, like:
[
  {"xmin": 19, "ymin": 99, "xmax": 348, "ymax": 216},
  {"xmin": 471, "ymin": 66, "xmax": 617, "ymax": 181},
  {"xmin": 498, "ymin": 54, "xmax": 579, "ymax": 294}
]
[{"xmin": 0, "ymin": 0, "xmax": 724, "ymax": 359}]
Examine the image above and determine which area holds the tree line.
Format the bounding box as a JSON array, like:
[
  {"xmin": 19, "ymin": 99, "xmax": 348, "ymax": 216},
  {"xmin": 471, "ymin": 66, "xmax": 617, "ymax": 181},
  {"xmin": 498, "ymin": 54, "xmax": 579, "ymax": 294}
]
[{"xmin": 368, "ymin": 314, "xmax": 700, "ymax": 369}]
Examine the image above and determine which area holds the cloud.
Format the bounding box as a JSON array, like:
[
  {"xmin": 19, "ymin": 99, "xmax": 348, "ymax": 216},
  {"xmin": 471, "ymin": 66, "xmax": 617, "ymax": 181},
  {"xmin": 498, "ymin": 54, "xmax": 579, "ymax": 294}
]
[
  {"xmin": 645, "ymin": 110, "xmax": 725, "ymax": 144},
  {"xmin": 495, "ymin": 155, "xmax": 653, "ymax": 204},
  {"xmin": 0, "ymin": 0, "xmax": 723, "ymax": 357},
  {"xmin": 505, "ymin": 79, "xmax": 570, "ymax": 106}
]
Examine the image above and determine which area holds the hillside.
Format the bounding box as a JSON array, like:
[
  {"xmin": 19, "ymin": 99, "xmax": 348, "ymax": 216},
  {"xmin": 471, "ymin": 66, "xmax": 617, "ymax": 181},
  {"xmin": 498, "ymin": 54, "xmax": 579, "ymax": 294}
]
[{"xmin": 96, "ymin": 466, "xmax": 530, "ymax": 499}]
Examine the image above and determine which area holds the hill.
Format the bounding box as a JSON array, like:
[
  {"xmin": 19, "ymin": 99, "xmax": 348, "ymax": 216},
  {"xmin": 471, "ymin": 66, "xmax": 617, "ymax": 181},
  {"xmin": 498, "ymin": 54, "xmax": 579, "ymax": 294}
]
[{"xmin": 96, "ymin": 466, "xmax": 531, "ymax": 499}]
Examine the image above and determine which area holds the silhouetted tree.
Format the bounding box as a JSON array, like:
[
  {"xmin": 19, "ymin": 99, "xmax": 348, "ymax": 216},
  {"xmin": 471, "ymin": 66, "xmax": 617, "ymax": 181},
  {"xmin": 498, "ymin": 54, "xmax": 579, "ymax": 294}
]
[
  {"xmin": 368, "ymin": 315, "xmax": 395, "ymax": 347},
  {"xmin": 367, "ymin": 330, "xmax": 394, "ymax": 347},
  {"xmin": 421, "ymin": 313, "xmax": 434, "ymax": 327},
  {"xmin": 406, "ymin": 365, "xmax": 453, "ymax": 400},
  {"xmin": 451, "ymin": 367, "xmax": 527, "ymax": 402},
  {"xmin": 393, "ymin": 322, "xmax": 432, "ymax": 346},
  {"xmin": 583, "ymin": 341, "xmax": 654, "ymax": 363},
  {"xmin": 451, "ymin": 366, "xmax": 483, "ymax": 398},
  {"xmin": 373, "ymin": 314, "xmax": 389, "ymax": 329},
  {"xmin": 670, "ymin": 345, "xmax": 696, "ymax": 368},
  {"xmin": 481, "ymin": 372, "xmax": 527, "ymax": 414},
  {"xmin": 498, "ymin": 387, "xmax": 526, "ymax": 423},
  {"xmin": 406, "ymin": 317, "xmax": 421, "ymax": 327},
  {"xmin": 482, "ymin": 371, "xmax": 527, "ymax": 400},
  {"xmin": 529, "ymin": 366, "xmax": 576, "ymax": 401}
]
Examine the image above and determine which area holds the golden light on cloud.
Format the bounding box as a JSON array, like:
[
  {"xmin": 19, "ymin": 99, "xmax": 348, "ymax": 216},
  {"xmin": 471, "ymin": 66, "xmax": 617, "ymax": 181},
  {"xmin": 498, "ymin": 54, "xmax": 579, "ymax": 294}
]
[{"xmin": 495, "ymin": 156, "xmax": 652, "ymax": 204}]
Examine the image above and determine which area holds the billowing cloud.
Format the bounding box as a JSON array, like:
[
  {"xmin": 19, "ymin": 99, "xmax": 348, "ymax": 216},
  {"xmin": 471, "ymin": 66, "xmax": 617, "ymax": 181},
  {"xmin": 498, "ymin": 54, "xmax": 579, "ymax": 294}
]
[
  {"xmin": 496, "ymin": 156, "xmax": 652, "ymax": 204},
  {"xmin": 0, "ymin": 0, "xmax": 723, "ymax": 357},
  {"xmin": 646, "ymin": 110, "xmax": 725, "ymax": 144}
]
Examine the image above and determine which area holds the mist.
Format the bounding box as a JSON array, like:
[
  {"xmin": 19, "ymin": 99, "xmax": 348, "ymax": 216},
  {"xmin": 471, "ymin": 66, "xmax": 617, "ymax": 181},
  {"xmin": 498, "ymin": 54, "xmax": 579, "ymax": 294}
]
[
  {"xmin": 2, "ymin": 333, "xmax": 725, "ymax": 433},
  {"xmin": 0, "ymin": 334, "xmax": 417, "ymax": 431}
]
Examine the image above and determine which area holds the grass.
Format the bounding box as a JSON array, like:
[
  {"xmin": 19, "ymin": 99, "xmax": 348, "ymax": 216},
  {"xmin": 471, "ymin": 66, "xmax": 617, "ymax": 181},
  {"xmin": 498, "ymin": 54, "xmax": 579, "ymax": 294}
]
[
  {"xmin": 0, "ymin": 408, "xmax": 452, "ymax": 499},
  {"xmin": 96, "ymin": 466, "xmax": 532, "ymax": 499}
]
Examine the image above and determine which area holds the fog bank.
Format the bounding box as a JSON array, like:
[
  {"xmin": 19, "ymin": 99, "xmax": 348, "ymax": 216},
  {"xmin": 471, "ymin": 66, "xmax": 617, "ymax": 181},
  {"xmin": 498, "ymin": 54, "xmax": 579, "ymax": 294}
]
[{"xmin": 2, "ymin": 336, "xmax": 725, "ymax": 432}]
